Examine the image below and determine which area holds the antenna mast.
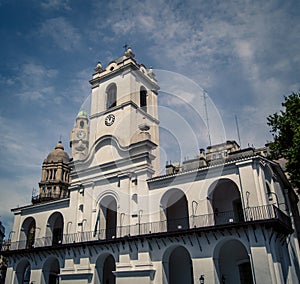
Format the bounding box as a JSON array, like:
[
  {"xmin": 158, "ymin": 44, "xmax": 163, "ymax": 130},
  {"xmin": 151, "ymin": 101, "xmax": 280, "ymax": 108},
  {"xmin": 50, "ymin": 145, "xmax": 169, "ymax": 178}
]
[
  {"xmin": 235, "ymin": 115, "xmax": 241, "ymax": 147},
  {"xmin": 203, "ymin": 90, "xmax": 211, "ymax": 146}
]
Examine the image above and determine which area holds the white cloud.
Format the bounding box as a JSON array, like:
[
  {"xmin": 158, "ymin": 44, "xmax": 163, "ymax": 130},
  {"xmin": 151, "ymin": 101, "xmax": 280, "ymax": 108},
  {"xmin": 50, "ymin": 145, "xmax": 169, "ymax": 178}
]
[
  {"xmin": 22, "ymin": 63, "xmax": 57, "ymax": 78},
  {"xmin": 40, "ymin": 0, "xmax": 70, "ymax": 11},
  {"xmin": 39, "ymin": 17, "xmax": 81, "ymax": 51},
  {"xmin": 6, "ymin": 63, "xmax": 60, "ymax": 104},
  {"xmin": 0, "ymin": 116, "xmax": 45, "ymax": 170},
  {"xmin": 235, "ymin": 40, "xmax": 253, "ymax": 60}
]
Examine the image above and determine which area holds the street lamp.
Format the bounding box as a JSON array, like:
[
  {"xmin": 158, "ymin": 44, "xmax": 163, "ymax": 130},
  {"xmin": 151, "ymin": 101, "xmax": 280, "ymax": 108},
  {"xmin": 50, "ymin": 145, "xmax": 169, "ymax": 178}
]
[
  {"xmin": 267, "ymin": 192, "xmax": 279, "ymax": 208},
  {"xmin": 66, "ymin": 221, "xmax": 72, "ymax": 235}
]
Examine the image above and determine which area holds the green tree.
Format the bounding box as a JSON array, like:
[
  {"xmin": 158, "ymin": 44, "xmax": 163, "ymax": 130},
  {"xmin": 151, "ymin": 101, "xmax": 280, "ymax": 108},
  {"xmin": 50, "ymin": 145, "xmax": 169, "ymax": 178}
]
[{"xmin": 267, "ymin": 92, "xmax": 300, "ymax": 190}]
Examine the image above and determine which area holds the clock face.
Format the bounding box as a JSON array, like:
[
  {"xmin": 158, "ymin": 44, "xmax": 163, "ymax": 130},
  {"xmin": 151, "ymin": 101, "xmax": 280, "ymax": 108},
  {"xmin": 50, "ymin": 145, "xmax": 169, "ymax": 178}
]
[
  {"xmin": 105, "ymin": 114, "xmax": 115, "ymax": 126},
  {"xmin": 77, "ymin": 130, "xmax": 86, "ymax": 139}
]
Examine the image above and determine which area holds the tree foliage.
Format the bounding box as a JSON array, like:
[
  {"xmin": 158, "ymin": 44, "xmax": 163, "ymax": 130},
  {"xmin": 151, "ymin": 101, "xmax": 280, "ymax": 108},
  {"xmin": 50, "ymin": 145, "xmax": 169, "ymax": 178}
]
[{"xmin": 267, "ymin": 92, "xmax": 300, "ymax": 189}]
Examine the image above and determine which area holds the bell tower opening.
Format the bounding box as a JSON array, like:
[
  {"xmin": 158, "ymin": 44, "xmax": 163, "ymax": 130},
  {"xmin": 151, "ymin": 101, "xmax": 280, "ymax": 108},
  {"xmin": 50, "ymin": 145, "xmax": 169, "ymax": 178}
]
[
  {"xmin": 106, "ymin": 83, "xmax": 117, "ymax": 110},
  {"xmin": 140, "ymin": 86, "xmax": 147, "ymax": 112}
]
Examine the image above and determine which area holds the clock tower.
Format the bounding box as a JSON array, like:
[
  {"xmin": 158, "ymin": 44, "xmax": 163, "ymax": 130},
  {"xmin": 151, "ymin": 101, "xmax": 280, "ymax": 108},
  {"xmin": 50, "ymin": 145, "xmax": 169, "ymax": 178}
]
[
  {"xmin": 86, "ymin": 47, "xmax": 160, "ymax": 175},
  {"xmin": 70, "ymin": 109, "xmax": 89, "ymax": 161}
]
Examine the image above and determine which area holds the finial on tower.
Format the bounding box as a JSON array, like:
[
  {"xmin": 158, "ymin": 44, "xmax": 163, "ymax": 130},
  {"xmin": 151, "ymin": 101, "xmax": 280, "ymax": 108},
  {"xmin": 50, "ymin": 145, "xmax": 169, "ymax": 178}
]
[
  {"xmin": 94, "ymin": 61, "xmax": 103, "ymax": 72},
  {"xmin": 124, "ymin": 45, "xmax": 135, "ymax": 58}
]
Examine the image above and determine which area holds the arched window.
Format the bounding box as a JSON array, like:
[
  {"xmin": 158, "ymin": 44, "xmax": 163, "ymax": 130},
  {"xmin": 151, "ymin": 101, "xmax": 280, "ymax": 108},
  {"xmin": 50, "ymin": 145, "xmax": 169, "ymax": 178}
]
[
  {"xmin": 266, "ymin": 183, "xmax": 271, "ymax": 195},
  {"xmin": 106, "ymin": 83, "xmax": 117, "ymax": 110},
  {"xmin": 140, "ymin": 86, "xmax": 147, "ymax": 111}
]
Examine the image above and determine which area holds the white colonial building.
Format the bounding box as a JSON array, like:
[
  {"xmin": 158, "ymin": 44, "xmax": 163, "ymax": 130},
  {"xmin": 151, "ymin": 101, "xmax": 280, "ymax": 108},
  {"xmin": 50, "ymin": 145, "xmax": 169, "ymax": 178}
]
[{"xmin": 1, "ymin": 48, "xmax": 300, "ymax": 284}]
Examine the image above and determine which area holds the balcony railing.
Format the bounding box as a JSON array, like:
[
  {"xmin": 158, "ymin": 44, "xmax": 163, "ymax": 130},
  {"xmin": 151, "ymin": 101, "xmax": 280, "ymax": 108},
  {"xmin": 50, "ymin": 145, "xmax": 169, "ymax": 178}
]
[
  {"xmin": 32, "ymin": 192, "xmax": 69, "ymax": 204},
  {"xmin": 1, "ymin": 205, "xmax": 292, "ymax": 252}
]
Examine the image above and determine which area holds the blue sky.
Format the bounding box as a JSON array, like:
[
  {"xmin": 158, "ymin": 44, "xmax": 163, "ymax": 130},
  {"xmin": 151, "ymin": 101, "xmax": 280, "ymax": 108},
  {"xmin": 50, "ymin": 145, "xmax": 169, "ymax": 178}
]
[{"xmin": 0, "ymin": 0, "xmax": 299, "ymax": 234}]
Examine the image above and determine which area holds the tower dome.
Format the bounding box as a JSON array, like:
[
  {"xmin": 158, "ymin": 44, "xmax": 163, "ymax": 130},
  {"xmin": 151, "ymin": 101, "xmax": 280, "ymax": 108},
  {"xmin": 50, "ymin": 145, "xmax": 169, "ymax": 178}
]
[
  {"xmin": 33, "ymin": 141, "xmax": 71, "ymax": 204},
  {"xmin": 46, "ymin": 141, "xmax": 70, "ymax": 164},
  {"xmin": 77, "ymin": 109, "xmax": 88, "ymax": 118}
]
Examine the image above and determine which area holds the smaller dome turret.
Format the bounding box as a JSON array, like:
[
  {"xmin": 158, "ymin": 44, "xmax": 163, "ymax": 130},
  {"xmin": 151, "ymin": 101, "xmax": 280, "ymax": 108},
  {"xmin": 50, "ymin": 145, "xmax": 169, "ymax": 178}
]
[
  {"xmin": 46, "ymin": 141, "xmax": 70, "ymax": 164},
  {"xmin": 33, "ymin": 140, "xmax": 71, "ymax": 204},
  {"xmin": 77, "ymin": 109, "xmax": 88, "ymax": 118}
]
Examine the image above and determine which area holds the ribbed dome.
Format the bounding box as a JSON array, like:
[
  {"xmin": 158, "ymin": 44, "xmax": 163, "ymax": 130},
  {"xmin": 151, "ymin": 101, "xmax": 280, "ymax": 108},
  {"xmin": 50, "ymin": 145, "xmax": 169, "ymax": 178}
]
[{"xmin": 45, "ymin": 141, "xmax": 70, "ymax": 164}]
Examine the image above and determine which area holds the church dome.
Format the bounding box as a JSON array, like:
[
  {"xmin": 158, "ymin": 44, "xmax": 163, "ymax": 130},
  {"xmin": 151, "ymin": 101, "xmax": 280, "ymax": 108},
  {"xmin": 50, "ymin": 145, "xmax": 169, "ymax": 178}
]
[
  {"xmin": 77, "ymin": 109, "xmax": 88, "ymax": 118},
  {"xmin": 45, "ymin": 141, "xmax": 70, "ymax": 164}
]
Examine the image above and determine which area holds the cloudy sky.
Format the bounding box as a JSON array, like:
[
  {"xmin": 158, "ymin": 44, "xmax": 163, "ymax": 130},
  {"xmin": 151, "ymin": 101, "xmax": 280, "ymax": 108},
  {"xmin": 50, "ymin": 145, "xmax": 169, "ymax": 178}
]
[{"xmin": 0, "ymin": 0, "xmax": 299, "ymax": 233}]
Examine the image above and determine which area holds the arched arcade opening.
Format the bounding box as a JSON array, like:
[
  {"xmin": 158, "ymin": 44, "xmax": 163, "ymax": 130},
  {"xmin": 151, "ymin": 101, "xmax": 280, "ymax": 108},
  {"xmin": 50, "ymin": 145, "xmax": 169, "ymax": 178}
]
[
  {"xmin": 163, "ymin": 246, "xmax": 194, "ymax": 284},
  {"xmin": 99, "ymin": 195, "xmax": 117, "ymax": 239},
  {"xmin": 20, "ymin": 217, "xmax": 36, "ymax": 249},
  {"xmin": 41, "ymin": 257, "xmax": 60, "ymax": 284},
  {"xmin": 161, "ymin": 188, "xmax": 189, "ymax": 232},
  {"xmin": 208, "ymin": 179, "xmax": 243, "ymax": 225},
  {"xmin": 14, "ymin": 259, "xmax": 31, "ymax": 284},
  {"xmin": 214, "ymin": 239, "xmax": 254, "ymax": 284},
  {"xmin": 46, "ymin": 212, "xmax": 64, "ymax": 246},
  {"xmin": 95, "ymin": 254, "xmax": 116, "ymax": 284}
]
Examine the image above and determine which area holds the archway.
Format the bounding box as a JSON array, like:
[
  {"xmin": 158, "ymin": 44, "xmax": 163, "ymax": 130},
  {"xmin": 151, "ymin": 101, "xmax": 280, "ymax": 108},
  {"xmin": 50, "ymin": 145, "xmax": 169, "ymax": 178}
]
[
  {"xmin": 42, "ymin": 257, "xmax": 60, "ymax": 284},
  {"xmin": 95, "ymin": 254, "xmax": 116, "ymax": 284},
  {"xmin": 100, "ymin": 195, "xmax": 117, "ymax": 239},
  {"xmin": 215, "ymin": 239, "xmax": 253, "ymax": 284},
  {"xmin": 20, "ymin": 217, "xmax": 36, "ymax": 249},
  {"xmin": 208, "ymin": 179, "xmax": 243, "ymax": 225},
  {"xmin": 46, "ymin": 212, "xmax": 64, "ymax": 246},
  {"xmin": 14, "ymin": 259, "xmax": 31, "ymax": 284},
  {"xmin": 161, "ymin": 189, "xmax": 189, "ymax": 232},
  {"xmin": 163, "ymin": 246, "xmax": 194, "ymax": 284}
]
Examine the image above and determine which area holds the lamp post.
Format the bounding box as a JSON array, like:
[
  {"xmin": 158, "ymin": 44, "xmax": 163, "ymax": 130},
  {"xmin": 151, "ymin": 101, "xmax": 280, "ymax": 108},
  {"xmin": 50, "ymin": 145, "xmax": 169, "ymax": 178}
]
[
  {"xmin": 267, "ymin": 192, "xmax": 279, "ymax": 208},
  {"xmin": 66, "ymin": 221, "xmax": 72, "ymax": 235},
  {"xmin": 246, "ymin": 191, "xmax": 250, "ymax": 208},
  {"xmin": 192, "ymin": 200, "xmax": 198, "ymax": 227},
  {"xmin": 8, "ymin": 230, "xmax": 15, "ymax": 240},
  {"xmin": 138, "ymin": 210, "xmax": 143, "ymax": 235}
]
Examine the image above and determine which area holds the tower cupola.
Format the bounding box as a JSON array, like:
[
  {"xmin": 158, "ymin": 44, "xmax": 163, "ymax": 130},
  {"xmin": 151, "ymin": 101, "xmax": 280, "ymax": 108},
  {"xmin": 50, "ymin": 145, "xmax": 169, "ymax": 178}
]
[{"xmin": 33, "ymin": 141, "xmax": 71, "ymax": 203}]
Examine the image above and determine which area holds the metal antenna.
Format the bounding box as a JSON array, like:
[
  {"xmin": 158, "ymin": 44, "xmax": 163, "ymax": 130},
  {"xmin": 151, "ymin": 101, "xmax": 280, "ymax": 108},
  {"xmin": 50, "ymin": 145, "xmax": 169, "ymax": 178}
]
[
  {"xmin": 203, "ymin": 90, "xmax": 211, "ymax": 146},
  {"xmin": 235, "ymin": 115, "xmax": 241, "ymax": 147}
]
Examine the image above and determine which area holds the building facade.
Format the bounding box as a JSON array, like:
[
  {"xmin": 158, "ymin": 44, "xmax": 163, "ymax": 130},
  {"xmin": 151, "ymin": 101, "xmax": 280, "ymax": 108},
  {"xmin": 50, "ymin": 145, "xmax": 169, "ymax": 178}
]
[{"xmin": 1, "ymin": 49, "xmax": 300, "ymax": 284}]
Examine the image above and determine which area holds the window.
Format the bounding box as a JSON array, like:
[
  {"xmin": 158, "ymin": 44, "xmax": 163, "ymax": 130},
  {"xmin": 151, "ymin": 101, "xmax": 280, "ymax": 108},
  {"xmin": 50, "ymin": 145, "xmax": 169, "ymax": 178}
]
[
  {"xmin": 106, "ymin": 83, "xmax": 117, "ymax": 110},
  {"xmin": 140, "ymin": 86, "xmax": 147, "ymax": 112},
  {"xmin": 266, "ymin": 183, "xmax": 271, "ymax": 194}
]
